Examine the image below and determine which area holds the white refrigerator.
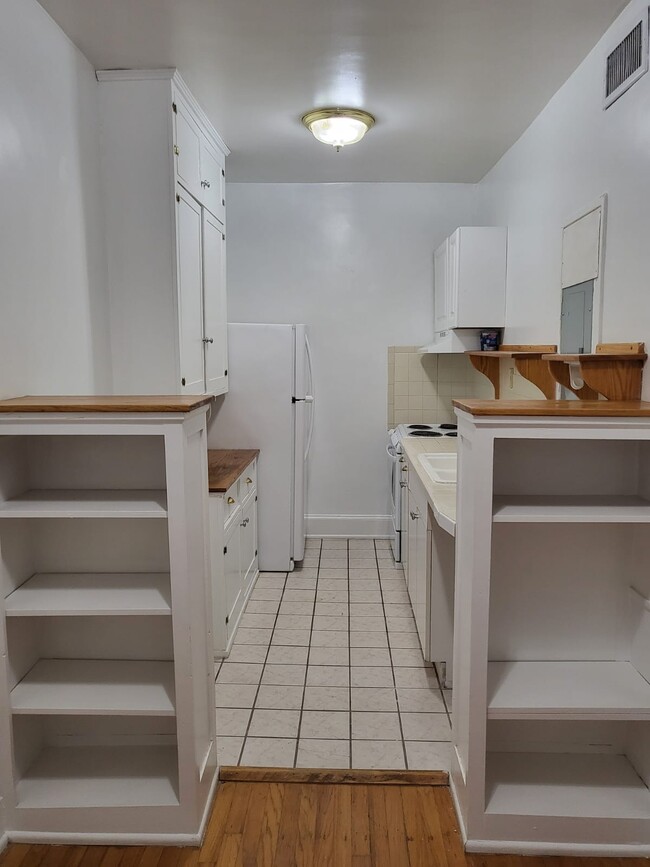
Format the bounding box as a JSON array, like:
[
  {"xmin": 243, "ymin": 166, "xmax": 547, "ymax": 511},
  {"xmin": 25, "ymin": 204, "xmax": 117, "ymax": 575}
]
[{"xmin": 210, "ymin": 323, "xmax": 314, "ymax": 571}]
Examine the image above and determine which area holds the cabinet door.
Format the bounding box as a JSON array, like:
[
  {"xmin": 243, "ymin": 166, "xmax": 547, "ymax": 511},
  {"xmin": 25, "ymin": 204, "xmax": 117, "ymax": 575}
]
[
  {"xmin": 200, "ymin": 134, "xmax": 225, "ymax": 225},
  {"xmin": 405, "ymin": 487, "xmax": 419, "ymax": 600},
  {"xmin": 203, "ymin": 211, "xmax": 228, "ymax": 395},
  {"xmin": 224, "ymin": 515, "xmax": 242, "ymax": 633},
  {"xmin": 240, "ymin": 494, "xmax": 257, "ymax": 585},
  {"xmin": 446, "ymin": 229, "xmax": 460, "ymax": 328},
  {"xmin": 176, "ymin": 187, "xmax": 205, "ymax": 393},
  {"xmin": 174, "ymin": 101, "xmax": 202, "ymax": 202},
  {"xmin": 434, "ymin": 240, "xmax": 448, "ymax": 333}
]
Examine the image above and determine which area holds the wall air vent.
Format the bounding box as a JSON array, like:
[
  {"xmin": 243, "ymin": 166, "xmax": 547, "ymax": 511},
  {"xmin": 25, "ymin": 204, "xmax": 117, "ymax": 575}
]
[{"xmin": 604, "ymin": 12, "xmax": 649, "ymax": 108}]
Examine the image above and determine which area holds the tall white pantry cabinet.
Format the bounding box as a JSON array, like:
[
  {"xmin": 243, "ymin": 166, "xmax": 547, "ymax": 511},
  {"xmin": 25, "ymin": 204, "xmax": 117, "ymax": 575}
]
[
  {"xmin": 0, "ymin": 397, "xmax": 217, "ymax": 845},
  {"xmin": 452, "ymin": 401, "xmax": 650, "ymax": 856},
  {"xmin": 97, "ymin": 69, "xmax": 229, "ymax": 397}
]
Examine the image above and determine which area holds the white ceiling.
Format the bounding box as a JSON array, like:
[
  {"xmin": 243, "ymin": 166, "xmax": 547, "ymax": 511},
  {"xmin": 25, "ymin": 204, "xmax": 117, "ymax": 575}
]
[{"xmin": 38, "ymin": 0, "xmax": 627, "ymax": 182}]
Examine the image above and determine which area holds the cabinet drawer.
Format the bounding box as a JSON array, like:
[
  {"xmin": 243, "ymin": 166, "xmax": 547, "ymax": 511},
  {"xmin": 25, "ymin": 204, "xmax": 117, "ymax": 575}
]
[
  {"xmin": 239, "ymin": 461, "xmax": 257, "ymax": 502},
  {"xmin": 223, "ymin": 480, "xmax": 240, "ymax": 527}
]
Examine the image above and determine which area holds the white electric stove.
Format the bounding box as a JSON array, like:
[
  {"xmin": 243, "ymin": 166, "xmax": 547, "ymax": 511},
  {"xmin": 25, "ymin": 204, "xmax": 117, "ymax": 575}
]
[{"xmin": 387, "ymin": 423, "xmax": 457, "ymax": 561}]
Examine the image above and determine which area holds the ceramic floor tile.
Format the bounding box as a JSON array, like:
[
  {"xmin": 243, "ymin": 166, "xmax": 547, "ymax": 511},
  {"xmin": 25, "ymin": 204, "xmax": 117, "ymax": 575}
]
[
  {"xmin": 308, "ymin": 646, "xmax": 349, "ymax": 666},
  {"xmin": 279, "ymin": 601, "xmax": 314, "ymax": 616},
  {"xmin": 246, "ymin": 600, "xmax": 281, "ymax": 615},
  {"xmin": 390, "ymin": 648, "xmax": 430, "ymax": 667},
  {"xmin": 352, "ymin": 711, "xmax": 402, "ymax": 740},
  {"xmin": 351, "ymin": 687, "xmax": 397, "ymax": 712},
  {"xmin": 303, "ymin": 686, "xmax": 350, "ymax": 711},
  {"xmin": 379, "ymin": 569, "xmax": 405, "ymax": 580},
  {"xmin": 405, "ymin": 740, "xmax": 452, "ymax": 771},
  {"xmin": 262, "ymin": 664, "xmax": 307, "ymax": 686},
  {"xmin": 349, "ymin": 591, "xmax": 382, "ymax": 603},
  {"xmin": 225, "ymin": 645, "xmax": 269, "ymax": 664},
  {"xmin": 349, "ymin": 569, "xmax": 380, "ymax": 579},
  {"xmin": 296, "ymin": 556, "xmax": 320, "ymax": 568},
  {"xmin": 318, "ymin": 569, "xmax": 348, "ymax": 580},
  {"xmin": 350, "ymin": 616, "xmax": 386, "ymax": 632},
  {"xmin": 285, "ymin": 578, "xmax": 317, "ymax": 590},
  {"xmin": 314, "ymin": 602, "xmax": 349, "ymax": 617},
  {"xmin": 393, "ymin": 667, "xmax": 439, "ymax": 689},
  {"xmin": 300, "ymin": 710, "xmax": 350, "ymax": 740},
  {"xmin": 350, "ymin": 666, "xmax": 394, "ymax": 688},
  {"xmin": 350, "ymin": 647, "xmax": 392, "ymax": 667},
  {"xmin": 234, "ymin": 627, "xmax": 273, "ymax": 645},
  {"xmin": 350, "ymin": 631, "xmax": 389, "ymax": 648},
  {"xmin": 256, "ymin": 577, "xmax": 287, "ymax": 589},
  {"xmin": 312, "ymin": 615, "xmax": 348, "ymax": 632},
  {"xmin": 376, "ymin": 549, "xmax": 396, "ymax": 559},
  {"xmin": 400, "ymin": 712, "xmax": 451, "ymax": 741},
  {"xmin": 382, "ymin": 590, "xmax": 410, "ymax": 604},
  {"xmin": 265, "ymin": 645, "xmax": 309, "ymax": 665},
  {"xmin": 215, "ymin": 683, "xmax": 258, "ymax": 708},
  {"xmin": 386, "ymin": 617, "xmax": 417, "ymax": 633},
  {"xmin": 240, "ymin": 737, "xmax": 296, "ymax": 767},
  {"xmin": 348, "ymin": 558, "xmax": 377, "ymax": 568},
  {"xmin": 296, "ymin": 739, "xmax": 350, "ymax": 769},
  {"xmin": 307, "ymin": 665, "xmax": 349, "ymax": 687},
  {"xmin": 317, "ymin": 577, "xmax": 348, "ymax": 589},
  {"xmin": 349, "ymin": 540, "xmax": 375, "ymax": 551},
  {"xmin": 375, "ymin": 540, "xmax": 392, "ymax": 549},
  {"xmin": 290, "ymin": 567, "xmax": 318, "ymax": 579},
  {"xmin": 388, "ymin": 632, "xmax": 422, "ymax": 649},
  {"xmin": 316, "ymin": 590, "xmax": 349, "ymax": 602},
  {"xmin": 216, "ymin": 707, "xmax": 252, "ymax": 736},
  {"xmin": 250, "ymin": 588, "xmax": 283, "ymax": 602},
  {"xmin": 349, "ymin": 603, "xmax": 384, "ymax": 618},
  {"xmin": 217, "ymin": 662, "xmax": 264, "ymax": 685},
  {"xmin": 239, "ymin": 613, "xmax": 277, "ymax": 629},
  {"xmin": 248, "ymin": 708, "xmax": 301, "ymax": 738},
  {"xmin": 310, "ymin": 630, "xmax": 350, "ymax": 647},
  {"xmin": 321, "ymin": 539, "xmax": 348, "ymax": 550},
  {"xmin": 383, "ymin": 603, "xmax": 414, "ymax": 618},
  {"xmin": 283, "ymin": 589, "xmax": 316, "ymax": 602},
  {"xmin": 348, "ymin": 580, "xmax": 381, "ymax": 592},
  {"xmin": 352, "ymin": 740, "xmax": 405, "ymax": 770},
  {"xmin": 255, "ymin": 684, "xmax": 304, "ymax": 709},
  {"xmin": 396, "ymin": 688, "xmax": 445, "ymax": 713},
  {"xmin": 216, "ymin": 736, "xmax": 244, "ymax": 766},
  {"xmin": 275, "ymin": 614, "xmax": 313, "ymax": 631},
  {"xmin": 271, "ymin": 629, "xmax": 311, "ymax": 646}
]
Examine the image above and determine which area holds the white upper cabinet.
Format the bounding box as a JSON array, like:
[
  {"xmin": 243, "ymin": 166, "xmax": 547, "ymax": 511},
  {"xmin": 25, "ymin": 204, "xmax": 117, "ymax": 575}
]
[
  {"xmin": 433, "ymin": 227, "xmax": 507, "ymax": 333},
  {"xmin": 97, "ymin": 69, "xmax": 230, "ymax": 396}
]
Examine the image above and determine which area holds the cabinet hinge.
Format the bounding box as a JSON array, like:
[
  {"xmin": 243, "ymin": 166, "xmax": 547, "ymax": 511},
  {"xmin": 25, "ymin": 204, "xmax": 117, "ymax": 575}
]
[
  {"xmin": 176, "ymin": 194, "xmax": 180, "ymax": 203},
  {"xmin": 255, "ymin": 495, "xmax": 258, "ymax": 502},
  {"xmin": 173, "ymin": 145, "xmax": 180, "ymax": 156},
  {"xmin": 221, "ymin": 169, "xmax": 225, "ymax": 177},
  {"xmin": 222, "ymin": 233, "xmax": 226, "ymax": 241},
  {"xmin": 181, "ymin": 377, "xmax": 186, "ymax": 386},
  {"xmin": 225, "ymin": 615, "xmax": 229, "ymax": 624},
  {"xmin": 223, "ymin": 546, "xmax": 227, "ymax": 555},
  {"xmin": 222, "ymin": 198, "xmax": 226, "ymax": 207},
  {"xmin": 255, "ymin": 549, "xmax": 258, "ymax": 557},
  {"xmin": 172, "ymin": 101, "xmax": 177, "ymax": 113},
  {"xmin": 224, "ymin": 369, "xmax": 228, "ymax": 376}
]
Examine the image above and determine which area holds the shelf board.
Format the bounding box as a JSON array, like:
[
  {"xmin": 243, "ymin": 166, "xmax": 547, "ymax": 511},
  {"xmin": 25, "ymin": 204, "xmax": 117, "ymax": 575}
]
[
  {"xmin": 0, "ymin": 489, "xmax": 167, "ymax": 518},
  {"xmin": 488, "ymin": 661, "xmax": 650, "ymax": 720},
  {"xmin": 16, "ymin": 745, "xmax": 179, "ymax": 809},
  {"xmin": 485, "ymin": 752, "xmax": 650, "ymax": 819},
  {"xmin": 493, "ymin": 494, "xmax": 650, "ymax": 523},
  {"xmin": 5, "ymin": 573, "xmax": 172, "ymax": 617},
  {"xmin": 11, "ymin": 659, "xmax": 175, "ymax": 716}
]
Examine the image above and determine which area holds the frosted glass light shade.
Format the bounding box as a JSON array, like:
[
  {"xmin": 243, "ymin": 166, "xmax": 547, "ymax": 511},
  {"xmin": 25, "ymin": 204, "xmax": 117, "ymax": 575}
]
[{"xmin": 302, "ymin": 109, "xmax": 375, "ymax": 148}]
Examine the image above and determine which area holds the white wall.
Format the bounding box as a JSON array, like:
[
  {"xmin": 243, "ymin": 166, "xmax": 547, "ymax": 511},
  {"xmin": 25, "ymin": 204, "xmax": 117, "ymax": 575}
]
[
  {"xmin": 225, "ymin": 183, "xmax": 477, "ymax": 532},
  {"xmin": 478, "ymin": 0, "xmax": 650, "ymax": 395},
  {"xmin": 0, "ymin": 0, "xmax": 111, "ymax": 399}
]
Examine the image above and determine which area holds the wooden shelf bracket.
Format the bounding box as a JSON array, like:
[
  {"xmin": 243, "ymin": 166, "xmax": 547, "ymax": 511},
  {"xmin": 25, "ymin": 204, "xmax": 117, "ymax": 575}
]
[
  {"xmin": 543, "ymin": 343, "xmax": 647, "ymax": 401},
  {"xmin": 467, "ymin": 345, "xmax": 558, "ymax": 400}
]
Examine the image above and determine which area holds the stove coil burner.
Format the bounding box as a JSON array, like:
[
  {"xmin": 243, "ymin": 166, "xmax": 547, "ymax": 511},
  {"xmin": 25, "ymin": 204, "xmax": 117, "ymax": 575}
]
[
  {"xmin": 410, "ymin": 431, "xmax": 443, "ymax": 437},
  {"xmin": 407, "ymin": 424, "xmax": 431, "ymax": 430}
]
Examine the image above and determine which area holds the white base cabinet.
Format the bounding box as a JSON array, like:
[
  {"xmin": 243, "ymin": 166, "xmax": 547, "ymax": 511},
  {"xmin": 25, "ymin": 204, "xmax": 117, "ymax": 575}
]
[
  {"xmin": 0, "ymin": 401, "xmax": 217, "ymax": 845},
  {"xmin": 209, "ymin": 455, "xmax": 259, "ymax": 657},
  {"xmin": 452, "ymin": 405, "xmax": 650, "ymax": 855},
  {"xmin": 97, "ymin": 69, "xmax": 229, "ymax": 397}
]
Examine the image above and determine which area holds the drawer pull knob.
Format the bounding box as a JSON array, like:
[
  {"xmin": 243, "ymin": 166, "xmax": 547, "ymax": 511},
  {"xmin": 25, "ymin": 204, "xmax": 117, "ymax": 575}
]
[
  {"xmin": 246, "ymin": 477, "xmax": 253, "ymax": 484},
  {"xmin": 410, "ymin": 510, "xmax": 419, "ymax": 520},
  {"xmin": 227, "ymin": 497, "xmax": 235, "ymax": 505}
]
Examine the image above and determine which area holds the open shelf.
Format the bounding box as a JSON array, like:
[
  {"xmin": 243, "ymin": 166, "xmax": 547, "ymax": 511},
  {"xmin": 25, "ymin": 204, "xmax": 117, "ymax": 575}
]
[
  {"xmin": 5, "ymin": 573, "xmax": 172, "ymax": 617},
  {"xmin": 488, "ymin": 661, "xmax": 650, "ymax": 720},
  {"xmin": 0, "ymin": 490, "xmax": 167, "ymax": 519},
  {"xmin": 493, "ymin": 494, "xmax": 650, "ymax": 523},
  {"xmin": 485, "ymin": 752, "xmax": 650, "ymax": 819},
  {"xmin": 11, "ymin": 660, "xmax": 176, "ymax": 716},
  {"xmin": 16, "ymin": 744, "xmax": 179, "ymax": 809}
]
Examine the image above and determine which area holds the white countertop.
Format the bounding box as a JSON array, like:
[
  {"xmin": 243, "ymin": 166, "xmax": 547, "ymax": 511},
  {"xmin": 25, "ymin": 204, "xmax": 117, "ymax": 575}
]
[{"xmin": 401, "ymin": 436, "xmax": 457, "ymax": 536}]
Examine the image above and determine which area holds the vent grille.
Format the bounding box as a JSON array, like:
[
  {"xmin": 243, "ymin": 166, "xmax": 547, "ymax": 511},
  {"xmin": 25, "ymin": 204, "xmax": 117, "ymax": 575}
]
[{"xmin": 604, "ymin": 13, "xmax": 649, "ymax": 108}]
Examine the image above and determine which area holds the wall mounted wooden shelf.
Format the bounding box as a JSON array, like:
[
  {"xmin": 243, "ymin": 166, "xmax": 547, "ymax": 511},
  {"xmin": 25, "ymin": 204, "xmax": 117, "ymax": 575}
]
[
  {"xmin": 467, "ymin": 345, "xmax": 558, "ymax": 399},
  {"xmin": 542, "ymin": 343, "xmax": 647, "ymax": 401}
]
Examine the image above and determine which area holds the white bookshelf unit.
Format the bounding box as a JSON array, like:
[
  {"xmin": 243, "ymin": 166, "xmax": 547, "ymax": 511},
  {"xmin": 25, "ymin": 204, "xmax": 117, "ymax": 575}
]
[
  {"xmin": 0, "ymin": 396, "xmax": 217, "ymax": 845},
  {"xmin": 451, "ymin": 401, "xmax": 650, "ymax": 856}
]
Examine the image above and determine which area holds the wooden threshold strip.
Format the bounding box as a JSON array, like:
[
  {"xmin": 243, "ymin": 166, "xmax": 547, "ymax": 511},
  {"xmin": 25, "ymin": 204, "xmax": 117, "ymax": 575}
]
[{"xmin": 219, "ymin": 766, "xmax": 449, "ymax": 786}]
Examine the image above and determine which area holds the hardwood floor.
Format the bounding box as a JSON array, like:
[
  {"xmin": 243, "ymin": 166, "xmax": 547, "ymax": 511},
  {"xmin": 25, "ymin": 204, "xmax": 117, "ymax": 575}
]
[{"xmin": 1, "ymin": 774, "xmax": 649, "ymax": 866}]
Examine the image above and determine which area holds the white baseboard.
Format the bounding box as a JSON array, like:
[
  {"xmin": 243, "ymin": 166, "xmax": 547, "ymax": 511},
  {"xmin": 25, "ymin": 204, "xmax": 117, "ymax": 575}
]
[
  {"xmin": 306, "ymin": 515, "xmax": 392, "ymax": 538},
  {"xmin": 8, "ymin": 830, "xmax": 203, "ymax": 847}
]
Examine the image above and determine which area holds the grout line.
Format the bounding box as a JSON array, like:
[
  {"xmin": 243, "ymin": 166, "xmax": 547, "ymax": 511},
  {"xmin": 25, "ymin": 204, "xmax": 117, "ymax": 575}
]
[
  {"xmin": 347, "ymin": 536, "xmax": 352, "ymax": 768},
  {"xmin": 292, "ymin": 537, "xmax": 321, "ymax": 768}
]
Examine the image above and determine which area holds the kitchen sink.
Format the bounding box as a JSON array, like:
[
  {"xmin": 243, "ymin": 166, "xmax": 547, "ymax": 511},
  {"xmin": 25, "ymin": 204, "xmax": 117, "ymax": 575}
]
[{"xmin": 417, "ymin": 453, "xmax": 457, "ymax": 484}]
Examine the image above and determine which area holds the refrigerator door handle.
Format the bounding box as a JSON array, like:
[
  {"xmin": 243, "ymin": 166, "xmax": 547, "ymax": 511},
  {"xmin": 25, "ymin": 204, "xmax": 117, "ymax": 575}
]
[{"xmin": 304, "ymin": 334, "xmax": 315, "ymax": 461}]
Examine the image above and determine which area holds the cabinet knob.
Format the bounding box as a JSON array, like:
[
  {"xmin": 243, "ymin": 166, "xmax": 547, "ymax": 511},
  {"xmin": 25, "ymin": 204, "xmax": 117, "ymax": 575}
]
[
  {"xmin": 227, "ymin": 497, "xmax": 235, "ymax": 505},
  {"xmin": 201, "ymin": 179, "xmax": 211, "ymax": 188},
  {"xmin": 202, "ymin": 337, "xmax": 214, "ymax": 344},
  {"xmin": 246, "ymin": 477, "xmax": 253, "ymax": 484},
  {"xmin": 410, "ymin": 510, "xmax": 419, "ymax": 520},
  {"xmin": 400, "ymin": 481, "xmax": 407, "ymax": 488}
]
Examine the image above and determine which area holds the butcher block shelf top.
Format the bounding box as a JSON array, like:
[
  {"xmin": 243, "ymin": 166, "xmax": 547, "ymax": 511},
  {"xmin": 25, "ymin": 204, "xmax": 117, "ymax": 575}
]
[
  {"xmin": 453, "ymin": 399, "xmax": 650, "ymax": 417},
  {"xmin": 0, "ymin": 395, "xmax": 214, "ymax": 413},
  {"xmin": 208, "ymin": 449, "xmax": 260, "ymax": 493}
]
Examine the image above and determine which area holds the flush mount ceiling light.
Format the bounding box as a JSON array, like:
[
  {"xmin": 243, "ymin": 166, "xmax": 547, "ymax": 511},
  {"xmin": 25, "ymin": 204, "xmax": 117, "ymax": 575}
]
[{"xmin": 301, "ymin": 108, "xmax": 375, "ymax": 151}]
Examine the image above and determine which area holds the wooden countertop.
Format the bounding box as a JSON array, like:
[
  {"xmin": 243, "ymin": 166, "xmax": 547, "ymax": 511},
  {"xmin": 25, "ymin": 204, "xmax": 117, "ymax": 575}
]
[
  {"xmin": 208, "ymin": 449, "xmax": 260, "ymax": 493},
  {"xmin": 453, "ymin": 399, "xmax": 650, "ymax": 417},
  {"xmin": 0, "ymin": 395, "xmax": 214, "ymax": 413}
]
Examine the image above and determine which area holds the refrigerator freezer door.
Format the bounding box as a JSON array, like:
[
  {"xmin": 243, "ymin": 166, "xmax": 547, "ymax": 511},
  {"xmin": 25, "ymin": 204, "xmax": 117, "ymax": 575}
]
[{"xmin": 210, "ymin": 323, "xmax": 295, "ymax": 572}]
